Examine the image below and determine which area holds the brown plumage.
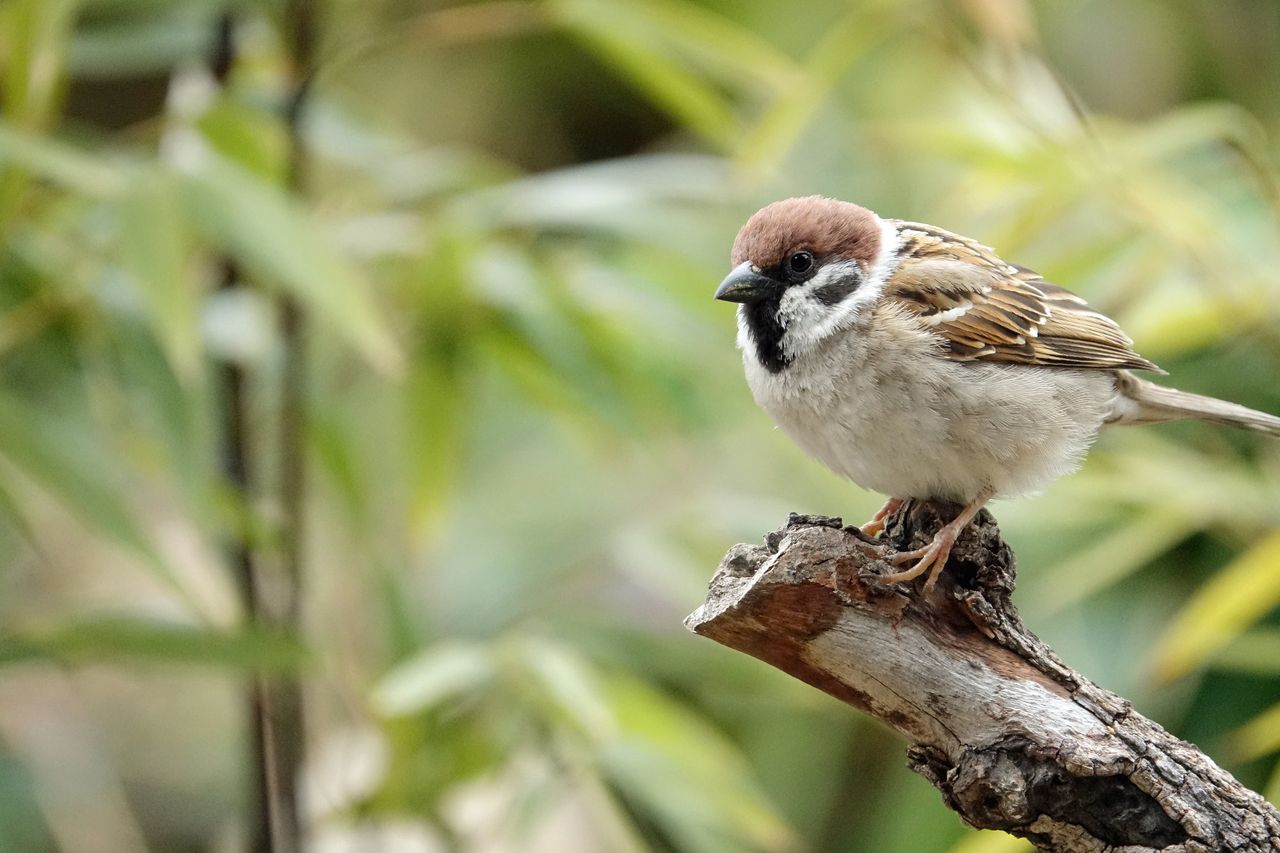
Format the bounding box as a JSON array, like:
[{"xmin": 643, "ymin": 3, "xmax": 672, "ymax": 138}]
[
  {"xmin": 885, "ymin": 222, "xmax": 1162, "ymax": 372},
  {"xmin": 732, "ymin": 196, "xmax": 881, "ymax": 271}
]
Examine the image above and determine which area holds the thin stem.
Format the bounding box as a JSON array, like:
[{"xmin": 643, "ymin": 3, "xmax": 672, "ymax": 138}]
[
  {"xmin": 266, "ymin": 1, "xmax": 319, "ymax": 851},
  {"xmin": 211, "ymin": 11, "xmax": 294, "ymax": 853},
  {"xmin": 216, "ymin": 5, "xmax": 319, "ymax": 849},
  {"xmin": 280, "ymin": 0, "xmax": 314, "ymax": 617},
  {"xmin": 216, "ymin": 253, "xmax": 274, "ymax": 853}
]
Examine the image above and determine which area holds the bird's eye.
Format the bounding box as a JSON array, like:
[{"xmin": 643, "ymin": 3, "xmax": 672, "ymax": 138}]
[{"xmin": 786, "ymin": 251, "xmax": 814, "ymax": 279}]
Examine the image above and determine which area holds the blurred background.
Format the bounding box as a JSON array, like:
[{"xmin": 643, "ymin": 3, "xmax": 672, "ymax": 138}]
[{"xmin": 1, "ymin": 1, "xmax": 1279, "ymax": 851}]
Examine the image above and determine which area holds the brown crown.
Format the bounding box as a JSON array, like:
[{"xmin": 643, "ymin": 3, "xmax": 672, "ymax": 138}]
[{"xmin": 731, "ymin": 196, "xmax": 881, "ymax": 271}]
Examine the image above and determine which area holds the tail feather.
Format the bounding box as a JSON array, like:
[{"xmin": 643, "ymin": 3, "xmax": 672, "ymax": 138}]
[{"xmin": 1113, "ymin": 373, "xmax": 1280, "ymax": 438}]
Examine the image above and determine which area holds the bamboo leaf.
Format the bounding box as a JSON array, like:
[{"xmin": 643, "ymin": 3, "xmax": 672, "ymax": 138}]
[
  {"xmin": 1207, "ymin": 628, "xmax": 1280, "ymax": 677},
  {"xmin": 550, "ymin": 0, "xmax": 741, "ymax": 149},
  {"xmin": 0, "ymin": 618, "xmax": 307, "ymax": 670},
  {"xmin": 0, "ymin": 0, "xmax": 76, "ymax": 128},
  {"xmin": 1151, "ymin": 529, "xmax": 1280, "ymax": 682},
  {"xmin": 372, "ymin": 642, "xmax": 495, "ymax": 717},
  {"xmin": 599, "ymin": 673, "xmax": 796, "ymax": 853},
  {"xmin": 118, "ymin": 169, "xmax": 202, "ymax": 381},
  {"xmin": 556, "ymin": 0, "xmax": 802, "ymax": 98},
  {"xmin": 196, "ymin": 97, "xmax": 288, "ymax": 183},
  {"xmin": 0, "ymin": 390, "xmax": 161, "ymax": 566},
  {"xmin": 947, "ymin": 830, "xmax": 1036, "ymax": 853},
  {"xmin": 1033, "ymin": 506, "xmax": 1196, "ymax": 615},
  {"xmin": 518, "ymin": 637, "xmax": 617, "ymax": 741},
  {"xmin": 177, "ymin": 151, "xmax": 403, "ymax": 375},
  {"xmin": 1230, "ymin": 702, "xmax": 1280, "ymax": 761},
  {"xmin": 736, "ymin": 5, "xmax": 886, "ymax": 173},
  {"xmin": 0, "ymin": 120, "xmax": 128, "ymax": 195},
  {"xmin": 68, "ymin": 3, "xmax": 216, "ymax": 77},
  {"xmin": 404, "ymin": 355, "xmax": 467, "ymax": 540}
]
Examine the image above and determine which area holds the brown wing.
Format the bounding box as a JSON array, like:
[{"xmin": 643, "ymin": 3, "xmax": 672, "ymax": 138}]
[{"xmin": 885, "ymin": 221, "xmax": 1161, "ymax": 372}]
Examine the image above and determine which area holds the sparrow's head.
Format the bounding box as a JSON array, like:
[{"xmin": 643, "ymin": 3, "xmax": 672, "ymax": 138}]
[{"xmin": 717, "ymin": 196, "xmax": 897, "ymax": 372}]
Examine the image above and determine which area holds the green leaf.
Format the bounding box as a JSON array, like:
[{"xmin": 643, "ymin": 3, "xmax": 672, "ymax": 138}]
[
  {"xmin": 1207, "ymin": 628, "xmax": 1280, "ymax": 676},
  {"xmin": 517, "ymin": 637, "xmax": 616, "ymax": 741},
  {"xmin": 0, "ymin": 390, "xmax": 161, "ymax": 567},
  {"xmin": 1151, "ymin": 529, "xmax": 1280, "ymax": 681},
  {"xmin": 554, "ymin": 0, "xmax": 802, "ymax": 98},
  {"xmin": 68, "ymin": 3, "xmax": 216, "ymax": 77},
  {"xmin": 372, "ymin": 641, "xmax": 496, "ymax": 717},
  {"xmin": 1229, "ymin": 701, "xmax": 1280, "ymax": 761},
  {"xmin": 118, "ymin": 169, "xmax": 202, "ymax": 381},
  {"xmin": 0, "ymin": 120, "xmax": 128, "ymax": 196},
  {"xmin": 1129, "ymin": 103, "xmax": 1278, "ymax": 177},
  {"xmin": 404, "ymin": 355, "xmax": 467, "ymax": 541},
  {"xmin": 550, "ymin": 0, "xmax": 741, "ymax": 150},
  {"xmin": 177, "ymin": 151, "xmax": 403, "ymax": 375},
  {"xmin": 599, "ymin": 673, "xmax": 796, "ymax": 853},
  {"xmin": 1033, "ymin": 506, "xmax": 1196, "ymax": 615},
  {"xmin": 0, "ymin": 617, "xmax": 307, "ymax": 671},
  {"xmin": 306, "ymin": 406, "xmax": 367, "ymax": 521},
  {"xmin": 736, "ymin": 5, "xmax": 886, "ymax": 173},
  {"xmin": 946, "ymin": 830, "xmax": 1035, "ymax": 853},
  {"xmin": 0, "ymin": 388, "xmax": 214, "ymax": 616},
  {"xmin": 0, "ymin": 0, "xmax": 76, "ymax": 128},
  {"xmin": 197, "ymin": 98, "xmax": 288, "ymax": 182}
]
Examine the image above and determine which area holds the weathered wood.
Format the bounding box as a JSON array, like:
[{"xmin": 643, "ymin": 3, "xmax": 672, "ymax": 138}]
[{"xmin": 685, "ymin": 502, "xmax": 1280, "ymax": 852}]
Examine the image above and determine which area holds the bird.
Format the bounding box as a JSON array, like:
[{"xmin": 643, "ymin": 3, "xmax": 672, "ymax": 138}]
[{"xmin": 716, "ymin": 195, "xmax": 1280, "ymax": 592}]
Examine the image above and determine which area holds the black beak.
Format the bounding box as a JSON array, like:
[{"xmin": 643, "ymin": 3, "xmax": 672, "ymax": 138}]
[{"xmin": 714, "ymin": 262, "xmax": 777, "ymax": 304}]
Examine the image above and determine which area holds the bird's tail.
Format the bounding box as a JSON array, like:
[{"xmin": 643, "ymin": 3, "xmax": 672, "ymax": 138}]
[{"xmin": 1113, "ymin": 373, "xmax": 1280, "ymax": 437}]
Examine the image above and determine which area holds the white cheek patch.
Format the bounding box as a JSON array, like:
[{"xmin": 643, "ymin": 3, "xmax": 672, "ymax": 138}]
[
  {"xmin": 778, "ymin": 217, "xmax": 903, "ymax": 359},
  {"xmin": 779, "ymin": 261, "xmax": 862, "ymax": 344},
  {"xmin": 777, "ymin": 283, "xmax": 829, "ymax": 328}
]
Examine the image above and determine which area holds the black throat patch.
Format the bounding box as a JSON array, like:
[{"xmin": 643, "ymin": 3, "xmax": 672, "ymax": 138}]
[{"xmin": 743, "ymin": 297, "xmax": 790, "ymax": 373}]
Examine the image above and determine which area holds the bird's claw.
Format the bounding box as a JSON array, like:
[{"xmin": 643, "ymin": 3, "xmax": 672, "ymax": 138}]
[
  {"xmin": 858, "ymin": 497, "xmax": 903, "ymax": 539},
  {"xmin": 878, "ymin": 532, "xmax": 955, "ymax": 592},
  {"xmin": 870, "ymin": 491, "xmax": 993, "ymax": 593}
]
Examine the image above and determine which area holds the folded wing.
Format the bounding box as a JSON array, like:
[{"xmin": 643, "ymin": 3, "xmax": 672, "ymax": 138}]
[{"xmin": 885, "ymin": 221, "xmax": 1160, "ymax": 372}]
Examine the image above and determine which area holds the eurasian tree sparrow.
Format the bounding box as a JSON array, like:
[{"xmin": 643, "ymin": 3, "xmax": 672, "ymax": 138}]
[{"xmin": 717, "ymin": 196, "xmax": 1280, "ymax": 591}]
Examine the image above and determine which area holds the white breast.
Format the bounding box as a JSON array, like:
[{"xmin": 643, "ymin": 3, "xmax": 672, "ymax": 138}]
[{"xmin": 740, "ymin": 311, "xmax": 1119, "ymax": 503}]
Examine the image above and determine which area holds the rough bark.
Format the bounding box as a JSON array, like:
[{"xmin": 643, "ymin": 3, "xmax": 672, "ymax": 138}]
[{"xmin": 685, "ymin": 502, "xmax": 1280, "ymax": 852}]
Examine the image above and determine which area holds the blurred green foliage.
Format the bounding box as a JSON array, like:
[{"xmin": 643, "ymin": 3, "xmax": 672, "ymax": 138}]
[{"xmin": 1, "ymin": 1, "xmax": 1279, "ymax": 851}]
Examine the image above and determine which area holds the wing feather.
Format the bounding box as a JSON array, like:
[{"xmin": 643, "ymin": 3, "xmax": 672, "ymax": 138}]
[{"xmin": 886, "ymin": 222, "xmax": 1161, "ymax": 373}]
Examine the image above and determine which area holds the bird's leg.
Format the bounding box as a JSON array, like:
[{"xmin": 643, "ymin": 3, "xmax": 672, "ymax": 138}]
[
  {"xmin": 858, "ymin": 497, "xmax": 904, "ymax": 538},
  {"xmin": 878, "ymin": 491, "xmax": 993, "ymax": 593}
]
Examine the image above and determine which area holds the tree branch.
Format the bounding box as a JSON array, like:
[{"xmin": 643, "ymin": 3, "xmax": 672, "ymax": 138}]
[{"xmin": 686, "ymin": 502, "xmax": 1280, "ymax": 852}]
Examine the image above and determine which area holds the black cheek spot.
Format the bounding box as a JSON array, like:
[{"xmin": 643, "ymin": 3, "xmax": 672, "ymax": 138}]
[{"xmin": 813, "ymin": 281, "xmax": 860, "ymax": 306}]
